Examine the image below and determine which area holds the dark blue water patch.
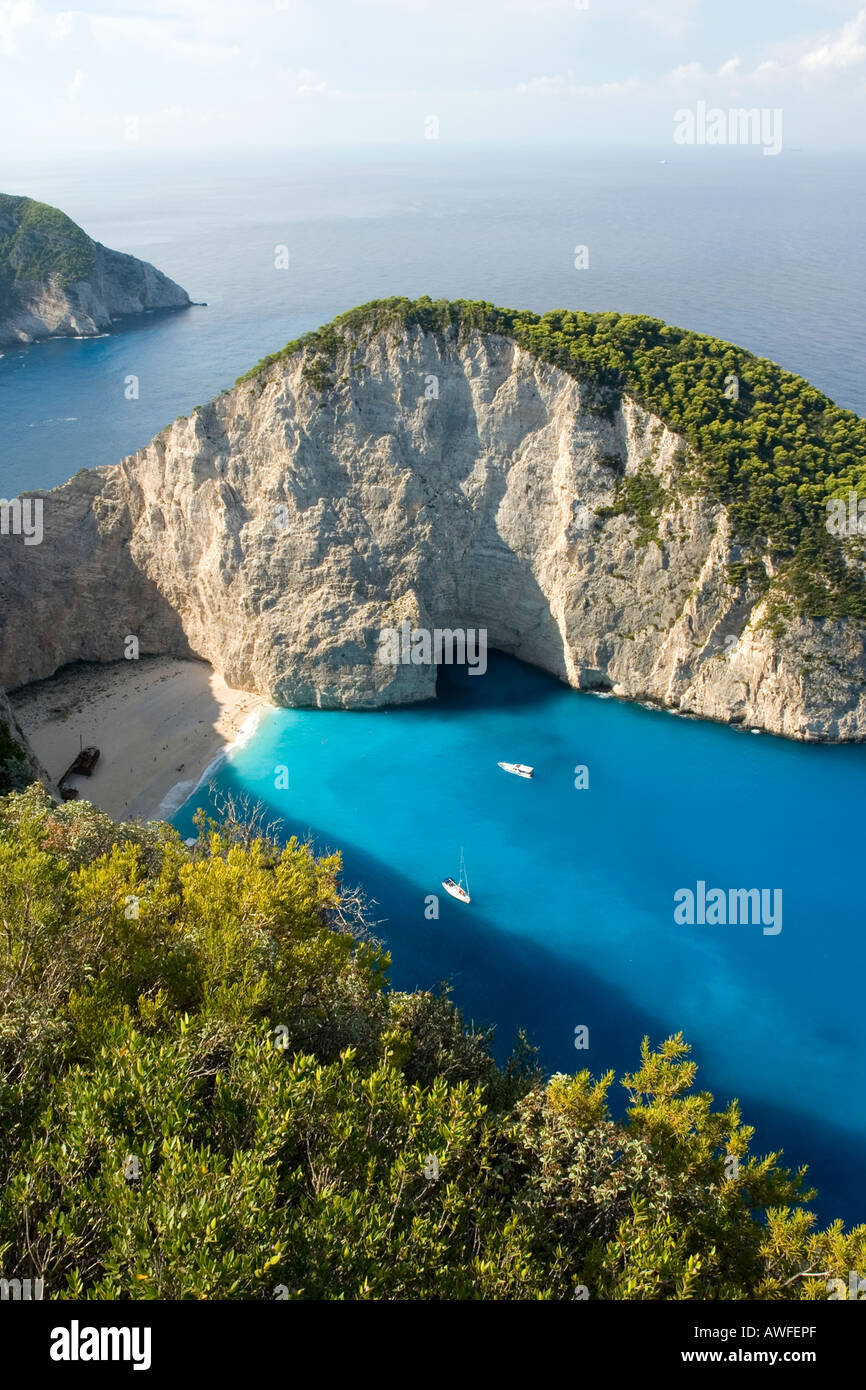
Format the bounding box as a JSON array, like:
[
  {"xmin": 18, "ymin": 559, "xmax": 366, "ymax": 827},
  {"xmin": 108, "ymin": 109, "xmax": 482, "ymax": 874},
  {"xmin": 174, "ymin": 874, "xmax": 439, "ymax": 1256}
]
[
  {"xmin": 172, "ymin": 652, "xmax": 866, "ymax": 1228},
  {"xmin": 2, "ymin": 149, "xmax": 865, "ymax": 496}
]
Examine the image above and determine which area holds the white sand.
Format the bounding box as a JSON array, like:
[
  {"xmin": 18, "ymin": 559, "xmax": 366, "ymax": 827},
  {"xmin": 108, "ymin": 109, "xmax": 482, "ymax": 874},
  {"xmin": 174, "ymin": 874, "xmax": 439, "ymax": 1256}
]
[{"xmin": 10, "ymin": 657, "xmax": 268, "ymax": 822}]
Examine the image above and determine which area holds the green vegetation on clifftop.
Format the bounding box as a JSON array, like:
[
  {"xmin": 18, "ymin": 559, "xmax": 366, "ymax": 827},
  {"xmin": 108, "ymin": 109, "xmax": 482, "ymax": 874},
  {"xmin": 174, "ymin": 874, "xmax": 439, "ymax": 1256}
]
[
  {"xmin": 238, "ymin": 296, "xmax": 866, "ymax": 621},
  {"xmin": 0, "ymin": 783, "xmax": 863, "ymax": 1300},
  {"xmin": 0, "ymin": 194, "xmax": 95, "ymax": 319}
]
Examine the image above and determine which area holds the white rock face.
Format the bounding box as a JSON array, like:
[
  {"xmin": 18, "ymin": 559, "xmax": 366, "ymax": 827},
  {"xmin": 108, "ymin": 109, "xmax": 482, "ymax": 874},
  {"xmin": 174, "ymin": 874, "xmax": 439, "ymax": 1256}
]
[
  {"xmin": 0, "ymin": 243, "xmax": 191, "ymax": 347},
  {"xmin": 2, "ymin": 322, "xmax": 865, "ymax": 740}
]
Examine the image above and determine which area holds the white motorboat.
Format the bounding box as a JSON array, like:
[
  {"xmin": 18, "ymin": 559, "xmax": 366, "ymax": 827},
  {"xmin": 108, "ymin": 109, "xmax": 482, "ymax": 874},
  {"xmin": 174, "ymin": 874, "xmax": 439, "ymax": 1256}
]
[{"xmin": 497, "ymin": 761, "xmax": 534, "ymax": 779}]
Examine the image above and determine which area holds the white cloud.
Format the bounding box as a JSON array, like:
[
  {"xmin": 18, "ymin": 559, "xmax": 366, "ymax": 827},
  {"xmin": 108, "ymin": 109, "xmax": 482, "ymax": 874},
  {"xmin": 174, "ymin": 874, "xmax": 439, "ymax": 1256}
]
[
  {"xmin": 516, "ymin": 72, "xmax": 576, "ymax": 95},
  {"xmin": 1, "ymin": 0, "xmax": 866, "ymax": 157},
  {"xmin": 295, "ymin": 68, "xmax": 340, "ymax": 97},
  {"xmin": 661, "ymin": 9, "xmax": 866, "ymax": 99},
  {"xmin": 635, "ymin": 0, "xmax": 700, "ymax": 43},
  {"xmin": 516, "ymin": 72, "xmax": 638, "ymax": 97},
  {"xmin": 799, "ymin": 8, "xmax": 866, "ymax": 73},
  {"xmin": 0, "ymin": 0, "xmax": 34, "ymax": 57},
  {"xmin": 51, "ymin": 10, "xmax": 74, "ymax": 41},
  {"xmin": 669, "ymin": 61, "xmax": 704, "ymax": 81},
  {"xmin": 87, "ymin": 13, "xmax": 241, "ymax": 65}
]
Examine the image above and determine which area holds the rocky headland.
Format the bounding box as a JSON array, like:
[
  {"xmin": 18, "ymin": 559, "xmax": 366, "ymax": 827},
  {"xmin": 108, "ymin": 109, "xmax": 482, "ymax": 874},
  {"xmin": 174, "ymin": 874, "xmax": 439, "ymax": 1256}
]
[
  {"xmin": 2, "ymin": 297, "xmax": 865, "ymax": 746},
  {"xmin": 0, "ymin": 193, "xmax": 191, "ymax": 347}
]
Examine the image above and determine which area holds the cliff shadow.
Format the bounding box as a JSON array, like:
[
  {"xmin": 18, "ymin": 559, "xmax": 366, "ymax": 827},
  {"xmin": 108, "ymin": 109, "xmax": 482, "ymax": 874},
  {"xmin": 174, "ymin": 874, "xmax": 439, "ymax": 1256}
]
[{"xmin": 0, "ymin": 470, "xmax": 197, "ymax": 690}]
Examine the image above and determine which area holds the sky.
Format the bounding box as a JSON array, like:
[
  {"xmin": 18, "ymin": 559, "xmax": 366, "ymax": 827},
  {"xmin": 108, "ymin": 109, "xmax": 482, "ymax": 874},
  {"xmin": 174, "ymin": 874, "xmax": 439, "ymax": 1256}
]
[{"xmin": 1, "ymin": 0, "xmax": 865, "ymax": 155}]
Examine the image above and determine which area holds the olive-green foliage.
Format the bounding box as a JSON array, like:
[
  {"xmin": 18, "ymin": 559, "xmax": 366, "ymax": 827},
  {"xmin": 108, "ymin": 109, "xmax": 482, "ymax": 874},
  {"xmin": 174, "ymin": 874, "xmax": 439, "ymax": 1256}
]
[
  {"xmin": 0, "ymin": 783, "xmax": 863, "ymax": 1300},
  {"xmin": 237, "ymin": 296, "xmax": 866, "ymax": 620},
  {"xmin": 0, "ymin": 194, "xmax": 95, "ymax": 318}
]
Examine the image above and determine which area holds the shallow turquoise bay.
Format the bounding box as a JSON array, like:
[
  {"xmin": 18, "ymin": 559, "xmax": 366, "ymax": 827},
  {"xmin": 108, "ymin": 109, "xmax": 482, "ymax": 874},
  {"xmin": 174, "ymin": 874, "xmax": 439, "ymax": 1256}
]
[{"xmin": 174, "ymin": 652, "xmax": 866, "ymax": 1226}]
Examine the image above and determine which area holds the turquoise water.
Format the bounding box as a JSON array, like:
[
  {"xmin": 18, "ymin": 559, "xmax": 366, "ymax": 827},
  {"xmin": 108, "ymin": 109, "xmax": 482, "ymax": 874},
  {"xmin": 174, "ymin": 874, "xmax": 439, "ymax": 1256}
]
[{"xmin": 174, "ymin": 653, "xmax": 866, "ymax": 1228}]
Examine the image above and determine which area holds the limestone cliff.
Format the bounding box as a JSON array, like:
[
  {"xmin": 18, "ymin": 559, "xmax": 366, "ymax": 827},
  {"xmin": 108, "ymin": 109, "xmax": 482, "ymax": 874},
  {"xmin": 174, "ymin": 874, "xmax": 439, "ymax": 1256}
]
[
  {"xmin": 2, "ymin": 301, "xmax": 865, "ymax": 740},
  {"xmin": 0, "ymin": 688, "xmax": 58, "ymax": 797},
  {"xmin": 0, "ymin": 194, "xmax": 191, "ymax": 347}
]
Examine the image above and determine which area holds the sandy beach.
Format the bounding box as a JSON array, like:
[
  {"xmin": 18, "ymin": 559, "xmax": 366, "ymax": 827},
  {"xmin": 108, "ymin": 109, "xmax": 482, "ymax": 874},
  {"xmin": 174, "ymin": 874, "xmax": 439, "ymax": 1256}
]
[{"xmin": 10, "ymin": 657, "xmax": 268, "ymax": 822}]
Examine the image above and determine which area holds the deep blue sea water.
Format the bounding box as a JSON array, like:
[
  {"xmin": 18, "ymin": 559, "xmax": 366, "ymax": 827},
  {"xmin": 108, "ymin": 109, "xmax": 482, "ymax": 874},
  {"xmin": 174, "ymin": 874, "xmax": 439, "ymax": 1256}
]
[
  {"xmin": 2, "ymin": 148, "xmax": 865, "ymax": 494},
  {"xmin": 2, "ymin": 148, "xmax": 865, "ymax": 1225},
  {"xmin": 173, "ymin": 656, "xmax": 866, "ymax": 1227}
]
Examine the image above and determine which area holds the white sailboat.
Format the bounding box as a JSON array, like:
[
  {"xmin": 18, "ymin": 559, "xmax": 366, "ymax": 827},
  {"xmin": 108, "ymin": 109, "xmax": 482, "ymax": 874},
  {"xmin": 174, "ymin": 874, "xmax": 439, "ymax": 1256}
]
[
  {"xmin": 442, "ymin": 848, "xmax": 471, "ymax": 904},
  {"xmin": 498, "ymin": 761, "xmax": 534, "ymax": 779}
]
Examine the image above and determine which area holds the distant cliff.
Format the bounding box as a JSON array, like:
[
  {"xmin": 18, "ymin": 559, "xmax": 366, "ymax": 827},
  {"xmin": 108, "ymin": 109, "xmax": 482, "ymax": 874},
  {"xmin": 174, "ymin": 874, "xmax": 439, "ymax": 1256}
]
[
  {"xmin": 0, "ymin": 194, "xmax": 191, "ymax": 347},
  {"xmin": 2, "ymin": 297, "xmax": 865, "ymax": 740}
]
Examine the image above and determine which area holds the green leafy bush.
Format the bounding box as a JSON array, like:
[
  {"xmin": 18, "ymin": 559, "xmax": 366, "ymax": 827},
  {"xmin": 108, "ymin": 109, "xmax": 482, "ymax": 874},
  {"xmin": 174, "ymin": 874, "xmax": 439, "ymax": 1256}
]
[{"xmin": 0, "ymin": 784, "xmax": 863, "ymax": 1299}]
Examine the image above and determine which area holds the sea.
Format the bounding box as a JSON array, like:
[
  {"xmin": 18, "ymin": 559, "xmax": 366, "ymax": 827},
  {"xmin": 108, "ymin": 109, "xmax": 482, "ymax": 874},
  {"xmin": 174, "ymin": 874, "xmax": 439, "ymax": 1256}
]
[{"xmin": 2, "ymin": 146, "xmax": 865, "ymax": 1226}]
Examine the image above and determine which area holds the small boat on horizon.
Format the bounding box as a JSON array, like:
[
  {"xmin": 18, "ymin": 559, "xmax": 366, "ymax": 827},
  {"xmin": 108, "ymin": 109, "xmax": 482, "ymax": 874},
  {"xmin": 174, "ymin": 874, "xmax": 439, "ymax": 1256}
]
[
  {"xmin": 442, "ymin": 848, "xmax": 471, "ymax": 904},
  {"xmin": 498, "ymin": 761, "xmax": 533, "ymax": 779}
]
